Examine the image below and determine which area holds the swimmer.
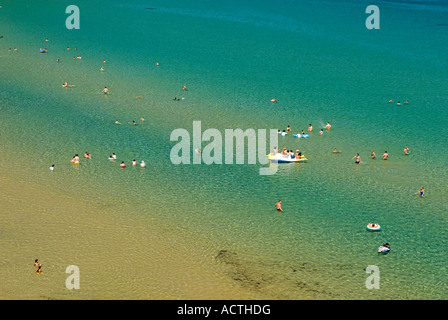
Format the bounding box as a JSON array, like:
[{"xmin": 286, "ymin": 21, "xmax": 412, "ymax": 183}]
[
  {"xmin": 325, "ymin": 122, "xmax": 331, "ymax": 130},
  {"xmin": 388, "ymin": 99, "xmax": 393, "ymax": 103},
  {"xmin": 132, "ymin": 121, "xmax": 136, "ymax": 125},
  {"xmin": 140, "ymin": 117, "xmax": 145, "ymax": 122},
  {"xmin": 115, "ymin": 120, "xmax": 121, "ymax": 125},
  {"xmin": 396, "ymin": 101, "xmax": 401, "ymax": 106},
  {"xmin": 62, "ymin": 81, "xmax": 68, "ymax": 88},
  {"xmin": 36, "ymin": 265, "xmax": 43, "ymax": 274},
  {"xmin": 404, "ymin": 100, "xmax": 409, "ymax": 104},
  {"xmin": 415, "ymin": 186, "xmax": 424, "ymax": 197},
  {"xmin": 274, "ymin": 200, "xmax": 283, "ymax": 212},
  {"xmin": 137, "ymin": 95, "xmax": 142, "ymax": 99},
  {"xmin": 286, "ymin": 125, "xmax": 291, "ymax": 132},
  {"xmin": 111, "ymin": 153, "xmax": 117, "ymax": 160},
  {"xmin": 34, "ymin": 259, "xmax": 41, "ymax": 267},
  {"xmin": 100, "ymin": 66, "xmax": 105, "ymax": 71},
  {"xmin": 404, "ymin": 146, "xmax": 410, "ymax": 155},
  {"xmin": 382, "ymin": 151, "xmax": 389, "ymax": 160},
  {"xmin": 195, "ymin": 149, "xmax": 202, "ymax": 154},
  {"xmin": 132, "ymin": 160, "xmax": 137, "ymax": 166},
  {"xmin": 156, "ymin": 61, "xmax": 159, "ymax": 66},
  {"xmin": 308, "ymin": 124, "xmax": 313, "ymax": 132},
  {"xmin": 103, "ymin": 59, "xmax": 106, "ymax": 64},
  {"xmin": 182, "ymin": 85, "xmax": 187, "ymax": 91},
  {"xmin": 333, "ymin": 148, "xmax": 340, "ymax": 153},
  {"xmin": 271, "ymin": 98, "xmax": 277, "ymax": 103},
  {"xmin": 173, "ymin": 97, "xmax": 179, "ymax": 101},
  {"xmin": 56, "ymin": 59, "xmax": 60, "ymax": 63},
  {"xmin": 352, "ymin": 153, "xmax": 361, "ymax": 164},
  {"xmin": 103, "ymin": 87, "xmax": 109, "ymax": 94},
  {"xmin": 319, "ymin": 129, "xmax": 323, "ymax": 135},
  {"xmin": 140, "ymin": 161, "xmax": 146, "ymax": 168},
  {"xmin": 50, "ymin": 164, "xmax": 55, "ymax": 172},
  {"xmin": 120, "ymin": 161, "xmax": 126, "ymax": 168},
  {"xmin": 370, "ymin": 150, "xmax": 376, "ymax": 159},
  {"xmin": 84, "ymin": 152, "xmax": 91, "ymax": 159}
]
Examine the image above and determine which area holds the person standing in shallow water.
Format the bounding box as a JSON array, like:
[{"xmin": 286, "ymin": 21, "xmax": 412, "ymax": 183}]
[
  {"xmin": 275, "ymin": 200, "xmax": 283, "ymax": 212},
  {"xmin": 415, "ymin": 186, "xmax": 424, "ymax": 197}
]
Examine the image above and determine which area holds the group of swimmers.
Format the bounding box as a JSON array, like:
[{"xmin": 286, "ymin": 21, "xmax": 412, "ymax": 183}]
[
  {"xmin": 278, "ymin": 122, "xmax": 332, "ymax": 137},
  {"xmin": 389, "ymin": 99, "xmax": 409, "ymax": 106},
  {"xmin": 352, "ymin": 146, "xmax": 411, "ymax": 163},
  {"xmin": 115, "ymin": 118, "xmax": 145, "ymax": 125},
  {"xmin": 51, "ymin": 152, "xmax": 146, "ymax": 171},
  {"xmin": 108, "ymin": 153, "xmax": 146, "ymax": 168}
]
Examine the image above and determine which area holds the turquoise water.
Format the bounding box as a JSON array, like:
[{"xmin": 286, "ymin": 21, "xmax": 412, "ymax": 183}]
[{"xmin": 1, "ymin": 0, "xmax": 447, "ymax": 299}]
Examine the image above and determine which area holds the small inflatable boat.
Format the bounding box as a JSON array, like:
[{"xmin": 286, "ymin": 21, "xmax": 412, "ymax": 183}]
[
  {"xmin": 293, "ymin": 133, "xmax": 309, "ymax": 138},
  {"xmin": 267, "ymin": 153, "xmax": 307, "ymax": 163},
  {"xmin": 378, "ymin": 244, "xmax": 390, "ymax": 254},
  {"xmin": 366, "ymin": 223, "xmax": 381, "ymax": 232}
]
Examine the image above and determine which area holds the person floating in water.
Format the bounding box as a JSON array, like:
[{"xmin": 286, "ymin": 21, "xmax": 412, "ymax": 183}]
[
  {"xmin": 274, "ymin": 200, "xmax": 283, "ymax": 212},
  {"xmin": 352, "ymin": 153, "xmax": 361, "ymax": 164},
  {"xmin": 415, "ymin": 186, "xmax": 424, "ymax": 197},
  {"xmin": 62, "ymin": 81, "xmax": 69, "ymax": 88},
  {"xmin": 404, "ymin": 146, "xmax": 411, "ymax": 155},
  {"xmin": 271, "ymin": 98, "xmax": 277, "ymax": 103}
]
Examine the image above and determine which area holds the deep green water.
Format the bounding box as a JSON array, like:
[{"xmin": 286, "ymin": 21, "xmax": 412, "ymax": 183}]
[{"xmin": 0, "ymin": 0, "xmax": 447, "ymax": 299}]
